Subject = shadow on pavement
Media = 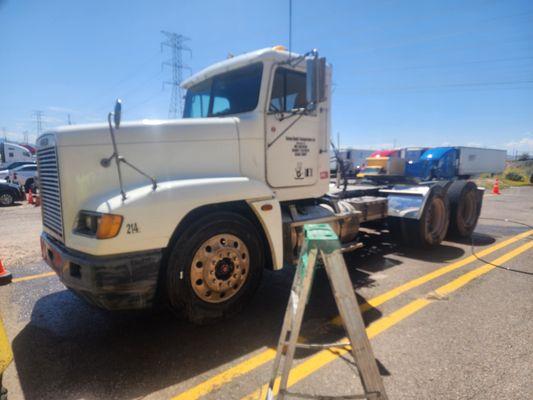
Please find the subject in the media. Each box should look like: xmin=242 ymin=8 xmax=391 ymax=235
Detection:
xmin=446 ymin=232 xmax=497 ymax=246
xmin=11 ymin=228 xmax=488 ymax=399
xmin=12 ymin=263 xmax=385 ymax=400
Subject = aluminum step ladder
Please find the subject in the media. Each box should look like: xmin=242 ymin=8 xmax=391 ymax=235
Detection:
xmin=265 ymin=224 xmax=388 ymax=400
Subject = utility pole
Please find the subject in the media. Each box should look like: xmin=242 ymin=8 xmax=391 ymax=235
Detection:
xmin=68 ymin=113 xmax=72 ymax=125
xmin=161 ymin=31 xmax=192 ymax=119
xmin=33 ymin=110 xmax=44 ymax=136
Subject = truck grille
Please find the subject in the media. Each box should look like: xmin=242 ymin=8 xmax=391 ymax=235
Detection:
xmin=37 ymin=146 xmax=64 ymax=239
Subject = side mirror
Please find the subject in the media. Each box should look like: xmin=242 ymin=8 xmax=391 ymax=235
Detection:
xmin=114 ymin=99 xmax=122 ymax=129
xmin=306 ymin=53 xmax=326 ymax=111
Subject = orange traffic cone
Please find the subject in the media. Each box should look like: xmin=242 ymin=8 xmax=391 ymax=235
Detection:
xmin=27 ymin=188 xmax=34 ymax=205
xmin=492 ymin=177 xmax=501 ymax=195
xmin=0 ymin=259 xmax=12 ymax=285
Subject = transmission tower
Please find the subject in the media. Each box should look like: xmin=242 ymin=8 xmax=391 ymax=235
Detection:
xmin=161 ymin=31 xmax=192 ymax=118
xmin=33 ymin=110 xmax=44 ymax=136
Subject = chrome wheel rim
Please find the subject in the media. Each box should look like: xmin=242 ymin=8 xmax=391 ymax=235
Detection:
xmin=0 ymin=193 xmax=13 ymax=206
xmin=190 ymin=234 xmax=249 ymax=303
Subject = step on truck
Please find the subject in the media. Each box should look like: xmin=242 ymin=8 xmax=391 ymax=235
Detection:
xmin=37 ymin=46 xmax=506 ymax=323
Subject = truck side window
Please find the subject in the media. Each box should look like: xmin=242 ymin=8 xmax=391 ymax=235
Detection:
xmin=186 ymin=80 xmax=210 ymax=118
xmin=269 ymin=68 xmax=307 ymax=113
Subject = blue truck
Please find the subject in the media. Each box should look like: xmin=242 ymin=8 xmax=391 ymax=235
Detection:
xmin=405 ymin=146 xmax=506 ymax=181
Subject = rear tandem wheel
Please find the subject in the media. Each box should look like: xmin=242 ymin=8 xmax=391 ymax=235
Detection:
xmin=389 ymin=185 xmax=450 ymax=247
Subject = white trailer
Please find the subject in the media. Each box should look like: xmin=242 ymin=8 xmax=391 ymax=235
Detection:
xmin=0 ymin=142 xmax=33 ymax=169
xmin=330 ymin=148 xmax=375 ymax=175
xmin=37 ymin=47 xmax=492 ymax=323
xmin=457 ymin=147 xmax=506 ymax=176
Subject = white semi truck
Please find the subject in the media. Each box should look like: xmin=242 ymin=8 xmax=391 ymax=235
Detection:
xmin=37 ymin=47 xmax=503 ymax=323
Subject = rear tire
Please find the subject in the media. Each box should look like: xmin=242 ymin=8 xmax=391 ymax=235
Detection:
xmin=447 ymin=181 xmax=480 ymax=238
xmin=166 ymin=211 xmax=264 ymax=324
xmin=389 ymin=186 xmax=450 ymax=247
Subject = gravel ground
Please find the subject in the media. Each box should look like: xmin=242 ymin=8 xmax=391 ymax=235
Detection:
xmin=0 ymin=203 xmax=42 ymax=268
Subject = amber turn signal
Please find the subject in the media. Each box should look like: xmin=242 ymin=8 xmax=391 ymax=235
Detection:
xmin=96 ymin=214 xmax=123 ymax=239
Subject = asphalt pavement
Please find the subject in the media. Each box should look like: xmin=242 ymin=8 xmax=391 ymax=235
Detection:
xmin=0 ymin=186 xmax=532 ymax=400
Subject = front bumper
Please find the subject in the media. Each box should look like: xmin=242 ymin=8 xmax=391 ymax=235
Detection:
xmin=41 ymin=232 xmax=163 ymax=310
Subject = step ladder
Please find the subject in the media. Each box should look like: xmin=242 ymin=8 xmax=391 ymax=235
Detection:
xmin=265 ymin=224 xmax=388 ymax=400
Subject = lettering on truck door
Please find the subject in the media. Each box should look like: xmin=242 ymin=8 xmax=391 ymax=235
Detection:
xmin=266 ymin=66 xmax=319 ymax=188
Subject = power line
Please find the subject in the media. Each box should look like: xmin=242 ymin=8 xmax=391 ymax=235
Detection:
xmin=289 ymin=0 xmax=292 ymax=57
xmin=80 ymin=49 xmax=161 ymax=116
xmin=161 ymin=31 xmax=192 ymax=118
xmin=341 ymin=79 xmax=533 ymax=94
xmin=350 ymin=56 xmax=533 ymax=74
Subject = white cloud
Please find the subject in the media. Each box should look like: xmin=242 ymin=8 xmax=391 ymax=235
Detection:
xmin=47 ymin=106 xmax=77 ymax=114
xmin=504 ymin=133 xmax=533 ymax=153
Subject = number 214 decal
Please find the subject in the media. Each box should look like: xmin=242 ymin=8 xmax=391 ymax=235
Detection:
xmin=126 ymin=223 xmax=139 ymax=234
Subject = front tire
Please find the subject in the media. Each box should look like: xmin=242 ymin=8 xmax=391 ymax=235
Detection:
xmin=166 ymin=212 xmax=264 ymax=324
xmin=0 ymin=193 xmax=14 ymax=206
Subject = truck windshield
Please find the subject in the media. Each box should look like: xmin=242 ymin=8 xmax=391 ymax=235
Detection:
xmin=183 ymin=63 xmax=263 ymax=118
xmin=363 ymin=167 xmax=382 ymax=175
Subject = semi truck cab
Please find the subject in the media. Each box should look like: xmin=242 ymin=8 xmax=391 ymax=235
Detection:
xmin=38 ymin=47 xmax=501 ymax=323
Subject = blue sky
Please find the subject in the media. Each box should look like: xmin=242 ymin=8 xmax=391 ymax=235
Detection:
xmin=0 ymin=0 xmax=532 ymax=154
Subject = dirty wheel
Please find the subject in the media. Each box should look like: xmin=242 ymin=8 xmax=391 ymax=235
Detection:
xmin=0 ymin=193 xmax=14 ymax=206
xmin=190 ymin=234 xmax=250 ymax=303
xmin=447 ymin=181 xmax=480 ymax=238
xmin=166 ymin=212 xmax=263 ymax=324
xmin=399 ymin=186 xmax=450 ymax=247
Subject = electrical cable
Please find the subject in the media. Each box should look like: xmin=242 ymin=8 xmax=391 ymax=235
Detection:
xmin=471 ymin=217 xmax=533 ymax=276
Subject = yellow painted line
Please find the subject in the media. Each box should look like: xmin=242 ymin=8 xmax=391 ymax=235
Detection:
xmin=331 ymin=228 xmax=533 ymax=325
xmin=244 ymin=240 xmax=533 ymax=400
xmin=12 ymin=271 xmax=56 ymax=283
xmin=0 ymin=314 xmax=13 ymax=374
xmin=171 ymin=229 xmax=533 ymax=400
xmin=171 ymin=349 xmax=278 ymax=400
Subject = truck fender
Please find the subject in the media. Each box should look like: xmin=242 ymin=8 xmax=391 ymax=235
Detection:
xmin=247 ymin=198 xmax=283 ymax=270
xmin=70 ymin=177 xmax=278 ymax=258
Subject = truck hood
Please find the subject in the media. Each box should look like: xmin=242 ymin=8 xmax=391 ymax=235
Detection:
xmin=36 ymin=117 xmax=243 ymax=245
xmin=44 ymin=117 xmax=240 ymax=148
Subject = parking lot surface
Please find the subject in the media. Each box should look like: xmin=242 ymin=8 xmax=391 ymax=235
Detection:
xmin=0 ymin=187 xmax=532 ymax=400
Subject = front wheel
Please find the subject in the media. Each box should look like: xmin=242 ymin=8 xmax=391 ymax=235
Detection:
xmin=0 ymin=193 xmax=14 ymax=206
xmin=166 ymin=212 xmax=264 ymax=324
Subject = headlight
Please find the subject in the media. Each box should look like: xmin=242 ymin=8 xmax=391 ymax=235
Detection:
xmin=75 ymin=211 xmax=123 ymax=239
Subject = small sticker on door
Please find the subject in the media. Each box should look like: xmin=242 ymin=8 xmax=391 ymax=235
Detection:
xmin=295 ymin=162 xmax=304 ymax=180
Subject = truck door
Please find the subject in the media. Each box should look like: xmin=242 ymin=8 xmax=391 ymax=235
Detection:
xmin=266 ymin=67 xmax=320 ymax=188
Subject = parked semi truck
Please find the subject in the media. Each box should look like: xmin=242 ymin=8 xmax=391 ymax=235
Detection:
xmin=357 ymin=149 xmax=404 ymax=177
xmin=37 ymin=47 xmax=505 ymax=323
xmin=0 ymin=142 xmax=33 ymax=169
xmin=405 ymin=146 xmax=506 ymax=181
xmin=330 ymin=148 xmax=374 ymax=176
